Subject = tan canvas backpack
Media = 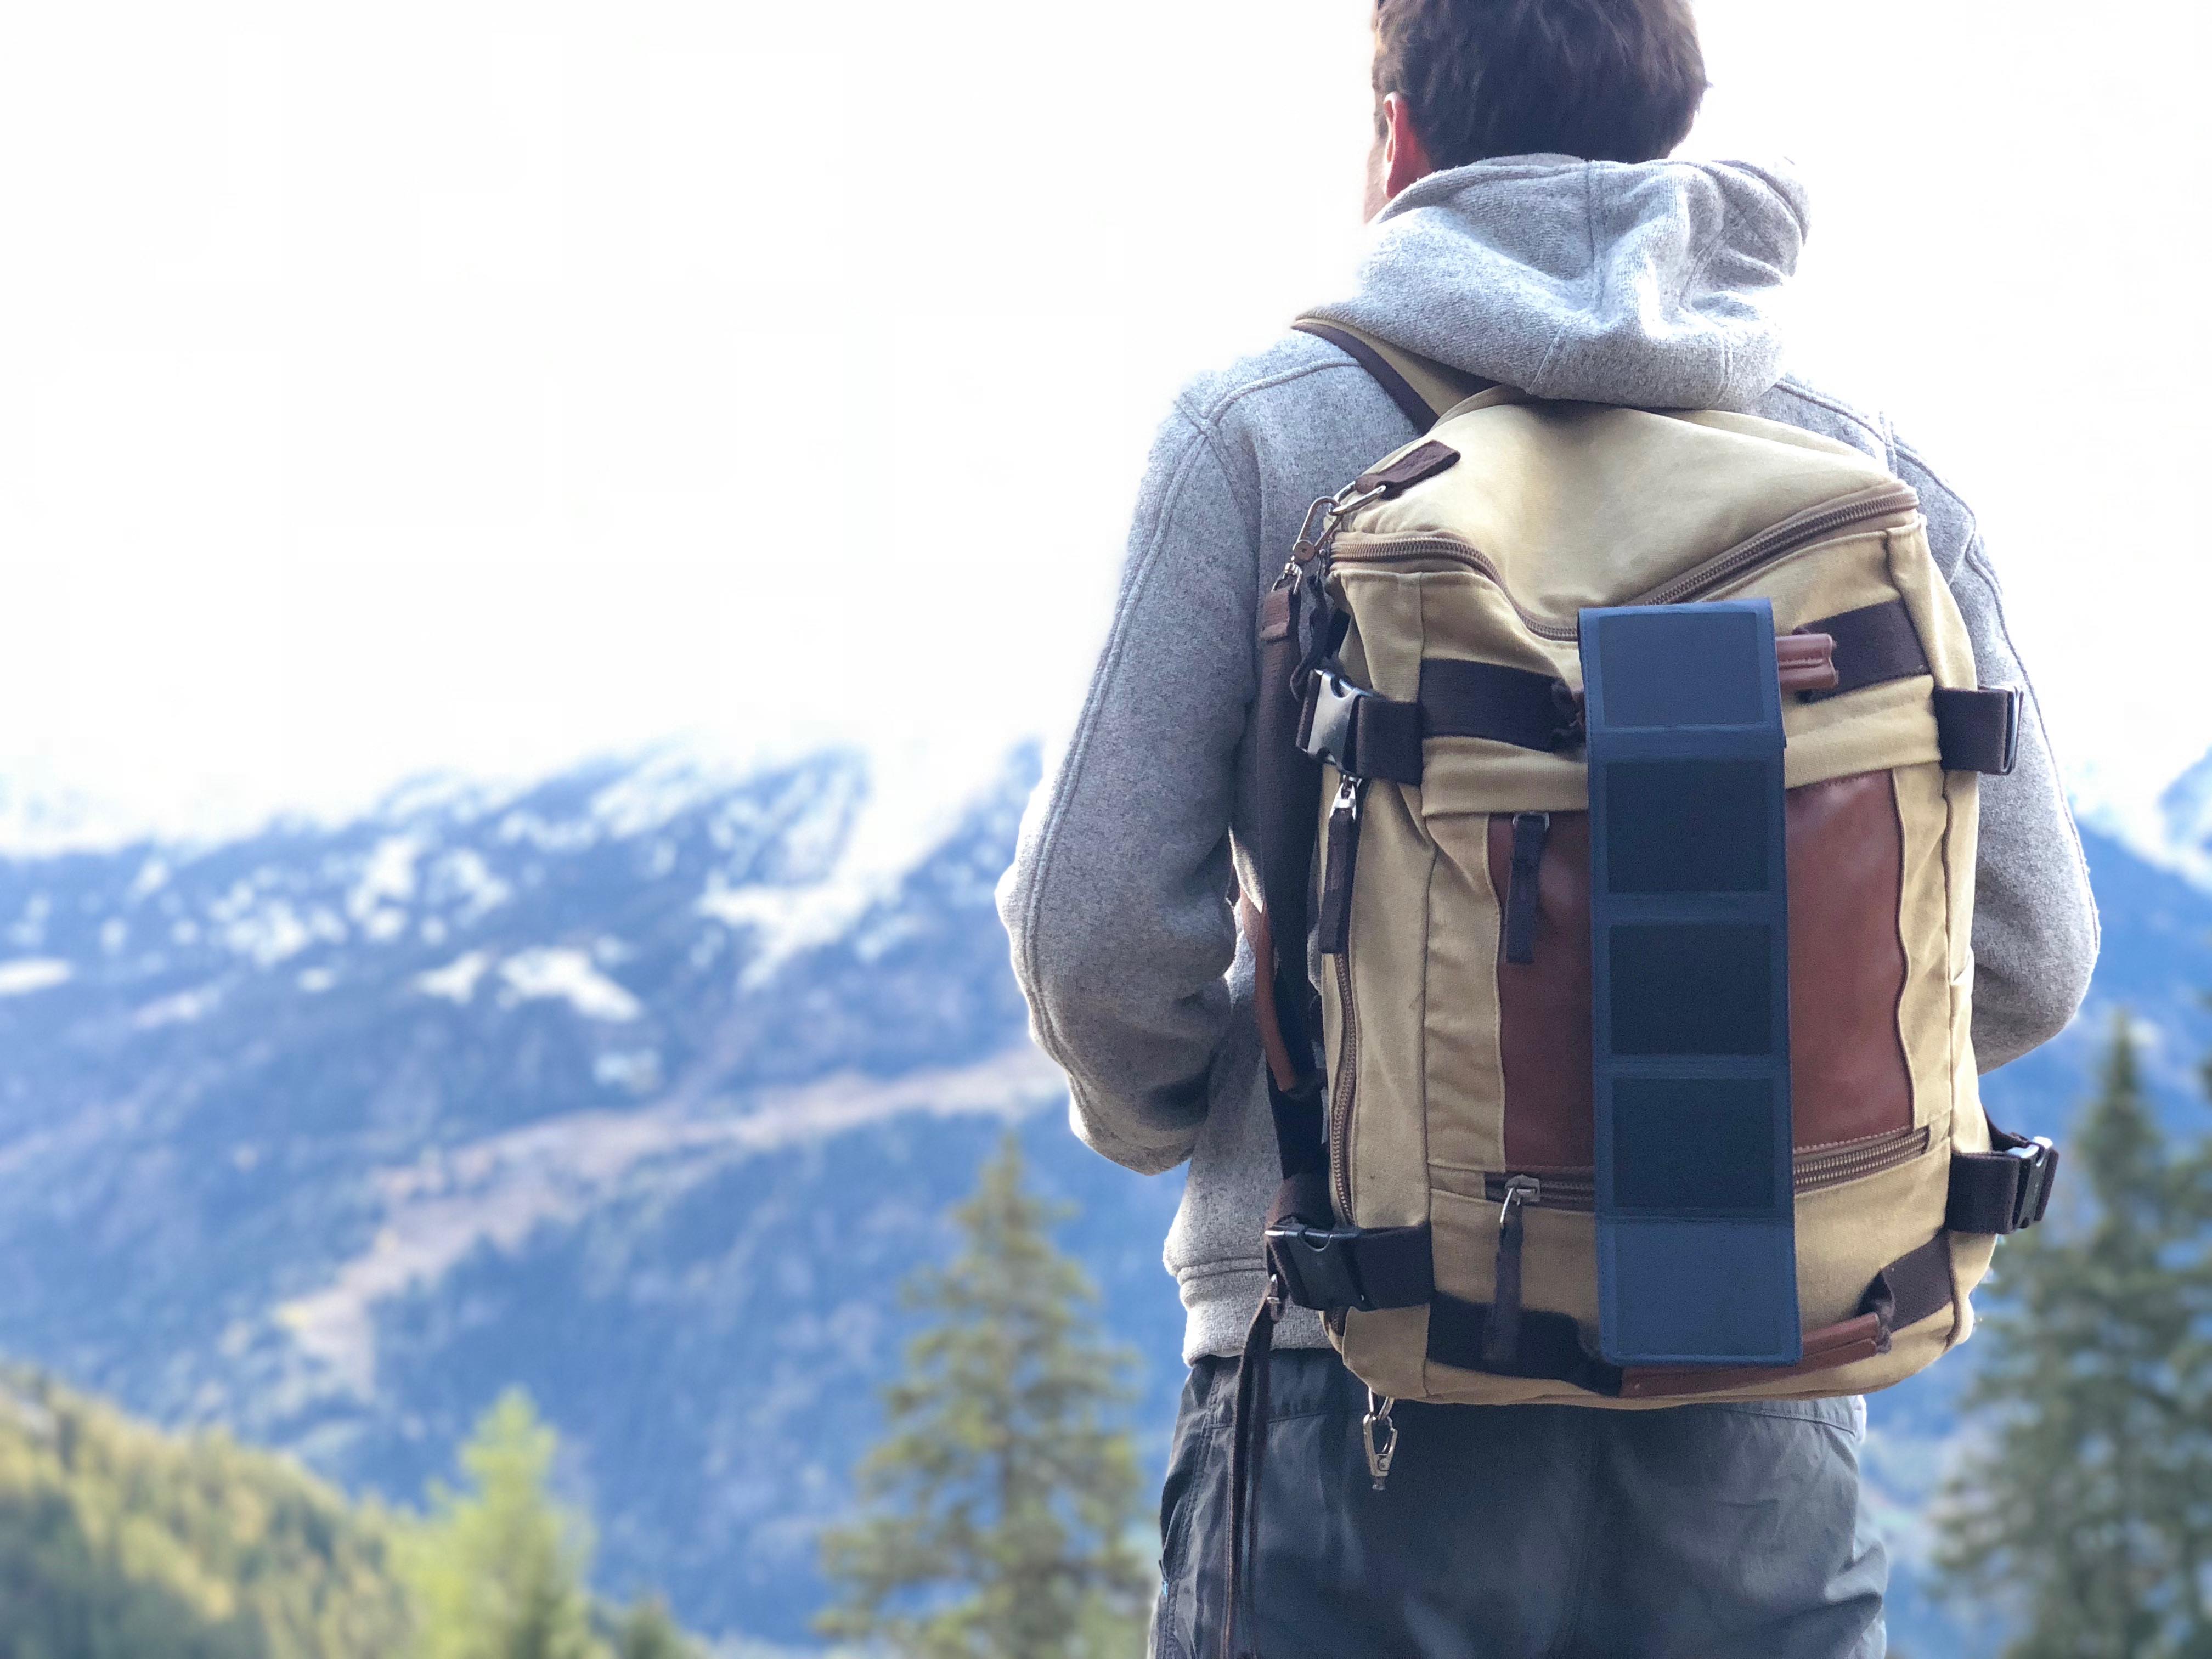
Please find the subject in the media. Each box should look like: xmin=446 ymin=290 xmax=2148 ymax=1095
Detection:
xmin=1222 ymin=320 xmax=2061 ymax=1651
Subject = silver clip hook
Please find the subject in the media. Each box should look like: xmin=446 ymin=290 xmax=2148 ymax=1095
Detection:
xmin=1362 ymin=1390 xmax=1399 ymax=1492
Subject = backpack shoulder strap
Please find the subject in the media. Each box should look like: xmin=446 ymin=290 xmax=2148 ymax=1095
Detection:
xmin=1292 ymin=317 xmax=1496 ymax=430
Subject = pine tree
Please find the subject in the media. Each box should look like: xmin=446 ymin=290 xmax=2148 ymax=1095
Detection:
xmin=818 ymin=1135 xmax=1153 ymax=1658
xmin=611 ymin=1598 xmax=695 ymax=1659
xmin=400 ymin=1390 xmax=608 ymax=1659
xmin=1937 ymin=1012 xmax=2212 ymax=1656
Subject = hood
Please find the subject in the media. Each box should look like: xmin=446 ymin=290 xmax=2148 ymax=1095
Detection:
xmin=1305 ymin=155 xmax=1810 ymax=411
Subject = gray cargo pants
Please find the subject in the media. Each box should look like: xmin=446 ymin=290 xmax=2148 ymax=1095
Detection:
xmin=1152 ymin=1350 xmax=1886 ymax=1659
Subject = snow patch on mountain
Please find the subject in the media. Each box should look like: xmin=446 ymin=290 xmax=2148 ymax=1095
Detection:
xmin=134 ymin=985 xmax=222 ymax=1028
xmin=699 ymin=744 xmax=1017 ymax=989
xmin=0 ymin=958 xmax=71 ymax=996
xmin=414 ymin=951 xmax=494 ymax=1005
xmin=496 ymin=949 xmax=642 ymax=1022
xmin=2072 ymin=745 xmax=2212 ymax=893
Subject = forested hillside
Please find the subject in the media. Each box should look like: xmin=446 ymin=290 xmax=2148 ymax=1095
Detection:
xmin=0 ymin=1364 xmax=412 ymax=1657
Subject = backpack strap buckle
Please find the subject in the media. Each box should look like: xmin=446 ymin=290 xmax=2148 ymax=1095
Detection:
xmin=1297 ymin=671 xmax=1423 ymax=785
xmin=1298 ymin=670 xmax=1372 ymax=775
xmin=1944 ymin=1126 xmax=2061 ymax=1234
xmin=2002 ymin=1135 xmax=2061 ymax=1232
xmin=1264 ymin=1221 xmax=1435 ymax=1313
xmin=1265 ymin=1222 xmax=1374 ymax=1312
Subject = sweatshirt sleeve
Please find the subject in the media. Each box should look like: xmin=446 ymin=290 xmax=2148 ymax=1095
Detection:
xmin=996 ymin=400 xmax=1262 ymax=1176
xmin=1894 ymin=438 xmax=2101 ymax=1069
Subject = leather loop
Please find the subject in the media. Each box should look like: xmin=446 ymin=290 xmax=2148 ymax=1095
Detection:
xmin=1775 ymin=630 xmax=1839 ymax=693
xmin=1352 ymin=439 xmax=1460 ymax=497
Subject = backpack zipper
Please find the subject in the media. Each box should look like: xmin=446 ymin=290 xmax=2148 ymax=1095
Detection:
xmin=1794 ymin=1123 xmax=1933 ymax=1192
xmin=1318 ymin=778 xmax=1365 ymax=958
xmin=1319 ymin=775 xmax=1365 ymax=1224
xmin=1330 ymin=949 xmax=1359 ymax=1224
xmin=1328 ymin=481 xmax=1921 ymax=644
xmin=1502 ymin=811 xmax=1550 ymax=964
xmin=1485 ymin=1174 xmax=1540 ymax=1367
xmin=1480 ymin=1124 xmax=1931 ymax=1212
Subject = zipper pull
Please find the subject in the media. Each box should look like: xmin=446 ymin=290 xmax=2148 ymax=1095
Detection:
xmin=1362 ymin=1390 xmax=1399 ymax=1492
xmin=1318 ymin=776 xmax=1366 ymax=957
xmin=1485 ymin=1175 xmax=1540 ymax=1369
xmin=1502 ymin=811 xmax=1550 ymax=966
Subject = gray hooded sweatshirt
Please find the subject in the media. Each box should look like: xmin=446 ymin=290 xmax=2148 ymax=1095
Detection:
xmin=998 ymin=156 xmax=2100 ymax=1364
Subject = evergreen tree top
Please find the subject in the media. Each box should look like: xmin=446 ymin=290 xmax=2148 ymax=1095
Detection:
xmin=819 ymin=1133 xmax=1153 ymax=1658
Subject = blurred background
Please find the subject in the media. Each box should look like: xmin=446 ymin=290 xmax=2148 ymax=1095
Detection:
xmin=0 ymin=2 xmax=2207 ymax=1655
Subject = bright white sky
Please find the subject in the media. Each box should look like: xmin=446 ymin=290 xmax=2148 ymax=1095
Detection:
xmin=2 ymin=1 xmax=2205 ymax=843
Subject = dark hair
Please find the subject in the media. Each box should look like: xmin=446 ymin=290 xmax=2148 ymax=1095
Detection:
xmin=1373 ymin=0 xmax=1707 ymax=167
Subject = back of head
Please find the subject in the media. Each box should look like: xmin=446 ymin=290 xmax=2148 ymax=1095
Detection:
xmin=1374 ymin=0 xmax=1707 ymax=167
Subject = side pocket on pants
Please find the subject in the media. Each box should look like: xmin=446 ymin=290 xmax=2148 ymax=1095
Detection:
xmin=1152 ymin=1365 xmax=1226 ymax=1659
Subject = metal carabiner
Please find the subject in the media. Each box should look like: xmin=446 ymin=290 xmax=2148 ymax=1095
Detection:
xmin=1362 ymin=1390 xmax=1399 ymax=1492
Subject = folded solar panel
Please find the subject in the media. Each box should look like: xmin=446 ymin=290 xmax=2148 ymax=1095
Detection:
xmin=1581 ymin=600 xmax=1801 ymax=1368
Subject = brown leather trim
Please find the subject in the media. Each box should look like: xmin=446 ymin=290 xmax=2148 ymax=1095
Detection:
xmin=1491 ymin=811 xmax=1595 ymax=1168
xmin=1617 ymin=1312 xmax=1886 ymax=1399
xmin=1776 ymin=631 xmax=1839 ymax=694
xmin=1354 ymin=440 xmax=1460 ymax=495
xmin=1490 ymin=769 xmax=1912 ymax=1169
xmin=1787 ymin=772 xmax=1914 ymax=1147
xmin=1236 ymin=896 xmax=1299 ymax=1093
xmin=1799 ymin=600 xmax=1928 ymax=702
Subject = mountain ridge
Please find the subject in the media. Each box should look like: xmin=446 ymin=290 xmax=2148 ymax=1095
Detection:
xmin=0 ymin=741 xmax=2200 ymax=1650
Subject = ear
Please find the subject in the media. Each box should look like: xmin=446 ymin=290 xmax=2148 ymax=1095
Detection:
xmin=1381 ymin=93 xmax=1436 ymax=200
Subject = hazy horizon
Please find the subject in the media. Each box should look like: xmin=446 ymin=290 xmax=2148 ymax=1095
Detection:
xmin=4 ymin=1 xmax=2205 ymax=842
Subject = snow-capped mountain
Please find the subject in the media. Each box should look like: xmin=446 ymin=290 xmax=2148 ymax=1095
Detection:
xmin=0 ymin=742 xmax=1185 ymax=1646
xmin=0 ymin=739 xmax=2203 ymax=1653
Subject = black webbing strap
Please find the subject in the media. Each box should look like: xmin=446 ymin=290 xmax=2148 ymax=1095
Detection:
xmin=1946 ymin=1125 xmax=2060 ymax=1234
xmin=1291 ymin=319 xmax=1444 ymax=431
xmin=1296 ymin=658 xmax=1578 ymax=786
xmin=1798 ymin=598 xmax=2021 ymax=775
xmin=1933 ymin=686 xmax=2022 ymax=777
xmin=1421 ymin=658 xmax=1584 ymax=752
xmin=1801 ymin=599 xmax=1929 ymax=701
xmin=1864 ymin=1233 xmax=1956 ymax=1334
xmin=1429 ymin=1296 xmax=1626 ymax=1395
xmin=1252 ymin=583 xmax=1330 ymax=1189
xmin=1426 ymin=1233 xmax=1960 ymax=1398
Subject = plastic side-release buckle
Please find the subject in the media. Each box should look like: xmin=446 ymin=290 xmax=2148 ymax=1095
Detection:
xmin=1299 ymin=670 xmax=1373 ymax=777
xmin=2007 ymin=1136 xmax=2060 ymax=1231
xmin=1265 ymin=1222 xmax=1375 ymax=1313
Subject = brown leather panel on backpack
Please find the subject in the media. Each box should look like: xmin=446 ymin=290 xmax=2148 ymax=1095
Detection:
xmin=1491 ymin=811 xmax=1596 ymax=1169
xmin=1786 ymin=771 xmax=1913 ymax=1147
xmin=1489 ymin=768 xmax=1911 ymax=1170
